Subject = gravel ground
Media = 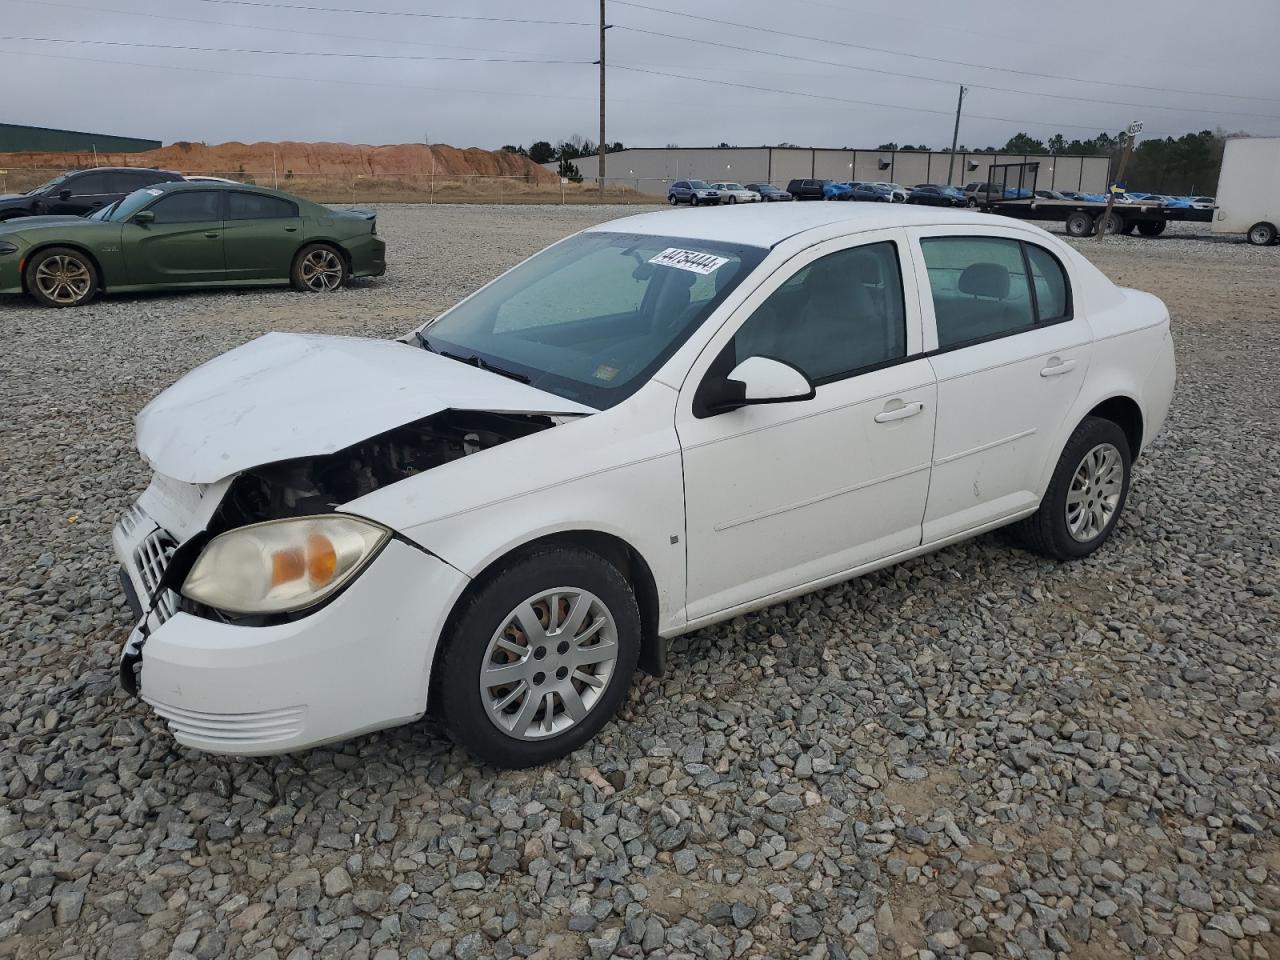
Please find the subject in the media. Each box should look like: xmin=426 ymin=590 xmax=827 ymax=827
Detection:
xmin=0 ymin=204 xmax=1276 ymax=960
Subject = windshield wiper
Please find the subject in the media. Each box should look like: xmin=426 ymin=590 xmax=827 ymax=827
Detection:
xmin=411 ymin=329 xmax=435 ymax=352
xmin=438 ymin=349 xmax=531 ymax=384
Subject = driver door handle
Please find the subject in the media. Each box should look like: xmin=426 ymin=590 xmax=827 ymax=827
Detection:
xmin=204 ymin=232 xmax=220 ymax=239
xmin=1040 ymin=357 xmax=1077 ymax=377
xmin=875 ymin=400 xmax=924 ymax=423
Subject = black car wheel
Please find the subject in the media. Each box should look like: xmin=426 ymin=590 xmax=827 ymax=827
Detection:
xmin=438 ymin=545 xmax=641 ymax=768
xmin=25 ymin=247 xmax=98 ymax=308
xmin=291 ymin=243 xmax=349 ymax=292
xmin=668 ymin=195 xmax=678 ymax=206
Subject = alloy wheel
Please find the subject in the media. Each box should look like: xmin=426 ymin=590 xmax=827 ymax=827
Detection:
xmin=479 ymin=587 xmax=619 ymax=741
xmin=34 ymin=255 xmax=92 ymax=305
xmin=299 ymin=248 xmax=344 ymax=291
xmin=1066 ymin=443 xmax=1124 ymax=542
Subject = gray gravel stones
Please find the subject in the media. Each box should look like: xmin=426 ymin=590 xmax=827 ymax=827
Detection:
xmin=0 ymin=204 xmax=1277 ymax=959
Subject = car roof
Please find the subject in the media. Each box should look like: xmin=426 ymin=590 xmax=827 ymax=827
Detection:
xmin=140 ymin=180 xmax=299 ymax=200
xmin=69 ymin=166 xmax=180 ymax=175
xmin=588 ymin=202 xmax=1026 ymax=248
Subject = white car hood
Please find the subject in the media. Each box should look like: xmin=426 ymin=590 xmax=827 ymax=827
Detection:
xmin=137 ymin=332 xmax=593 ymax=483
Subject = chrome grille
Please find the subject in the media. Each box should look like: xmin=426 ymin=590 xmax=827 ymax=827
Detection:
xmin=132 ymin=527 xmax=179 ymax=623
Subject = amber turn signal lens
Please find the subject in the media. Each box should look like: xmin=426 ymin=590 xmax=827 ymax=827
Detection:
xmin=271 ymin=547 xmax=305 ymax=586
xmin=307 ymin=533 xmax=338 ymax=586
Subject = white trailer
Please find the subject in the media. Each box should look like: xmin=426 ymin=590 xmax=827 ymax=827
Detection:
xmin=1213 ymin=137 xmax=1280 ymax=246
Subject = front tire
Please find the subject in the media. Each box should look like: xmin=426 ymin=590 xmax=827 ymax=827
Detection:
xmin=438 ymin=546 xmax=641 ymax=768
xmin=291 ymin=243 xmax=348 ymax=292
xmin=1247 ymin=221 xmax=1277 ymax=246
xmin=1015 ymin=416 xmax=1132 ymax=560
xmin=25 ymin=247 xmax=98 ymax=308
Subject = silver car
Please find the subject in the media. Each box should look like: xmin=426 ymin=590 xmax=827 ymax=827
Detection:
xmin=709 ymin=182 xmax=761 ymax=205
xmin=667 ymin=180 xmax=721 ymax=206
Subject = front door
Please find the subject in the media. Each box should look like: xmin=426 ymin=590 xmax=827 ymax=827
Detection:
xmin=907 ymin=228 xmax=1093 ymax=543
xmin=124 ymin=190 xmax=226 ymax=285
xmin=677 ymin=230 xmax=937 ymax=622
xmin=221 ymin=190 xmax=304 ymax=281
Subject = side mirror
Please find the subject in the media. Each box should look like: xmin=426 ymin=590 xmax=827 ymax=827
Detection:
xmin=58 ymin=189 xmax=72 ymax=201
xmin=701 ymin=356 xmax=815 ymax=415
xmin=132 ymin=210 xmax=155 ymax=225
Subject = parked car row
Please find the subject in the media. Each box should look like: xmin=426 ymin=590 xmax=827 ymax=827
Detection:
xmin=0 ymin=166 xmax=386 ymax=307
xmin=668 ymin=180 xmax=796 ymax=205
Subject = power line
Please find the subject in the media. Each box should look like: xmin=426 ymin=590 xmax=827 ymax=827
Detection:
xmin=610 ymin=63 xmax=1184 ymax=137
xmin=191 ymin=0 xmax=593 ymax=27
xmin=0 ymin=35 xmax=591 ymax=64
xmin=610 ymin=0 xmax=1280 ymax=105
xmin=613 ymin=25 xmax=1280 ymax=122
xmin=0 ymin=45 xmax=658 ymax=106
xmin=8 ymin=0 xmax=563 ymax=59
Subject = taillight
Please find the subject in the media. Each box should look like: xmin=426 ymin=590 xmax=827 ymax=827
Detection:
xmin=370 ymin=219 xmax=377 ymax=236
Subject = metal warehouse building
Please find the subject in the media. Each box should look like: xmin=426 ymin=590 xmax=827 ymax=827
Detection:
xmin=563 ymin=146 xmax=1110 ymax=197
xmin=0 ymin=123 xmax=161 ymax=153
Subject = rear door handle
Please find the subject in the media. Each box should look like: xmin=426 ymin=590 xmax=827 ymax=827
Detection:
xmin=1040 ymin=357 xmax=1077 ymax=377
xmin=285 ymin=226 xmax=297 ymax=232
xmin=875 ymin=400 xmax=925 ymax=423
xmin=204 ymin=232 xmax=219 ymax=239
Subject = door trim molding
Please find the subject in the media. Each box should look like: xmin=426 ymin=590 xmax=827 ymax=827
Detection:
xmin=714 ymin=460 xmax=932 ymax=532
xmin=932 ymin=427 xmax=1036 ymax=467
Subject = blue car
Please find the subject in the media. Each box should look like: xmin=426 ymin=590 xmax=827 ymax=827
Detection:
xmin=822 ymin=181 xmax=855 ymax=200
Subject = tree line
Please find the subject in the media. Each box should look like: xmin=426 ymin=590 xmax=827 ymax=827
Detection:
xmin=502 ymin=136 xmax=625 ymax=183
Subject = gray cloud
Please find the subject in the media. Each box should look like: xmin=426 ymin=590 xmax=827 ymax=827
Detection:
xmin=3 ymin=0 xmax=1278 ymax=149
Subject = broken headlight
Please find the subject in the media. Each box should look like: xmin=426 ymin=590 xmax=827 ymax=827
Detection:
xmin=181 ymin=515 xmax=390 ymax=615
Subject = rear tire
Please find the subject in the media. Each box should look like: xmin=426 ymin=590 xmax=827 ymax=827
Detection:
xmin=25 ymin=246 xmax=98 ymax=308
xmin=1137 ymin=219 xmax=1167 ymax=237
xmin=1065 ymin=211 xmax=1095 ymax=237
xmin=1014 ymin=416 xmax=1132 ymax=561
xmin=438 ymin=546 xmax=641 ymax=768
xmin=668 ymin=194 xmax=678 ymax=206
xmin=1101 ymin=212 xmax=1125 ymax=235
xmin=1247 ymin=221 xmax=1277 ymax=246
xmin=290 ymin=243 xmax=348 ymax=292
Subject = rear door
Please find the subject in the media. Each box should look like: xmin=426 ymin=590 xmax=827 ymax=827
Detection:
xmin=47 ymin=171 xmax=115 ymax=216
xmin=221 ymin=191 xmax=304 ymax=281
xmin=124 ymin=190 xmax=226 ymax=285
xmin=908 ymin=227 xmax=1092 ymax=542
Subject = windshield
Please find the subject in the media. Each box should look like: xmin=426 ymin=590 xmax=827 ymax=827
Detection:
xmin=86 ymin=200 xmax=120 ymax=221
xmin=26 ymin=174 xmax=66 ymax=197
xmin=689 ymin=180 xmax=710 ymax=189
xmin=724 ymin=183 xmax=743 ymax=190
xmin=109 ymin=187 xmax=166 ymax=222
xmin=419 ymin=231 xmax=766 ymax=409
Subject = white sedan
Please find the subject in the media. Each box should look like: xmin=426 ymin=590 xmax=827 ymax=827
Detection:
xmin=710 ymin=182 xmax=762 ymax=204
xmin=115 ymin=204 xmax=1175 ymax=768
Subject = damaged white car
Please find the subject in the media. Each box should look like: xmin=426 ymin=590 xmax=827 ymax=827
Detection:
xmin=115 ymin=204 xmax=1175 ymax=768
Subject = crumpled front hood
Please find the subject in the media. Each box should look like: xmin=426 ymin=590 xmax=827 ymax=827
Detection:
xmin=137 ymin=332 xmax=593 ymax=483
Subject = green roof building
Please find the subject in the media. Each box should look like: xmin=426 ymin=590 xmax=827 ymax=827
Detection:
xmin=0 ymin=123 xmax=160 ymax=153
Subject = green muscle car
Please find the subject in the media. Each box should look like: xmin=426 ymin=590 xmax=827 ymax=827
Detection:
xmin=0 ymin=181 xmax=386 ymax=307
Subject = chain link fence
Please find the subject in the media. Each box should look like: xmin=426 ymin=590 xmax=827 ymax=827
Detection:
xmin=0 ymin=167 xmax=657 ymax=205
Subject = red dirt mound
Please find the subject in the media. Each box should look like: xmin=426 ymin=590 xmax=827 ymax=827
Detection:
xmin=0 ymin=140 xmax=556 ymax=184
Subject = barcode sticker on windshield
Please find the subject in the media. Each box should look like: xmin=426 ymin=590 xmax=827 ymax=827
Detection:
xmin=649 ymin=248 xmax=730 ymax=275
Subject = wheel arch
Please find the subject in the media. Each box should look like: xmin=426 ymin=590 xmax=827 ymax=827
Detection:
xmin=1085 ymin=394 xmax=1143 ymax=457
xmin=427 ymin=528 xmax=665 ymax=713
xmin=294 ymin=237 xmax=351 ymax=270
xmin=20 ymin=241 xmax=108 ymax=293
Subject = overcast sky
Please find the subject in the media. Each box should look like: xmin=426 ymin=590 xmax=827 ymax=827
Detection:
xmin=4 ymin=0 xmax=1279 ymax=151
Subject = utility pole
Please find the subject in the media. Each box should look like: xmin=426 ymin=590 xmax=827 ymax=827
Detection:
xmin=1096 ymin=120 xmax=1142 ymax=239
xmin=945 ymin=85 xmax=967 ymax=186
xmin=598 ymin=0 xmax=609 ymax=201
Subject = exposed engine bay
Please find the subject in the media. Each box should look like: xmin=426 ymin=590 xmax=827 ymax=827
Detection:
xmin=209 ymin=409 xmax=557 ymax=533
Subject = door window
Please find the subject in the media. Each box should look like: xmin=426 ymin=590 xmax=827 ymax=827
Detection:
xmin=1025 ymin=244 xmax=1071 ymax=321
xmin=69 ymin=173 xmax=111 ymax=195
xmin=149 ymin=191 xmax=222 ymax=224
xmin=920 ymin=236 xmax=1035 ymax=348
xmin=731 ymin=241 xmax=906 ymax=383
xmin=226 ymin=192 xmax=298 ymax=220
